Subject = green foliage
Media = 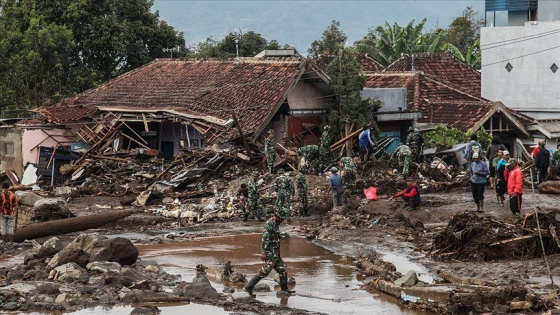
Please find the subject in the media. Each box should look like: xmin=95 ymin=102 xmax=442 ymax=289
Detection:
xmin=0 ymin=0 xmax=185 ymax=117
xmin=354 ymin=18 xmax=431 ymax=66
xmin=466 ymin=127 xmax=492 ymax=150
xmin=425 ymin=126 xmax=467 ymax=151
xmin=425 ymin=126 xmax=492 ymax=151
xmin=442 ymin=7 xmax=483 ymax=61
xmin=308 ymin=20 xmax=347 ymax=58
xmin=324 ymin=48 xmax=381 ymax=139
xmin=193 ymin=31 xmax=286 ymax=58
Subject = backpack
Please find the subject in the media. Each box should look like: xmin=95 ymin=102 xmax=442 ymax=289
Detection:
xmin=469 ymin=143 xmax=481 ymax=159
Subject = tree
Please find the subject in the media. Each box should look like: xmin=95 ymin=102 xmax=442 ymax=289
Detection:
xmin=192 ymin=31 xmax=285 ymax=58
xmin=425 ymin=126 xmax=467 ymax=151
xmin=324 ymin=48 xmax=381 ymax=140
xmin=308 ymin=20 xmax=347 ymax=58
xmin=355 ymin=19 xmax=433 ymax=66
xmin=439 ymin=39 xmax=481 ymax=69
xmin=443 ymin=7 xmax=483 ymax=59
xmin=0 ymin=0 xmax=185 ymax=115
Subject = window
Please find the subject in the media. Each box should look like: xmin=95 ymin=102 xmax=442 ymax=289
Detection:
xmin=4 ymin=142 xmax=14 ymax=156
xmin=551 ymin=63 xmax=558 ymax=73
xmin=505 ymin=63 xmax=513 ymax=73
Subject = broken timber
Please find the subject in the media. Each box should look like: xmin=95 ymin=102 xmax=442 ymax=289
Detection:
xmin=14 ymin=211 xmax=133 ymax=242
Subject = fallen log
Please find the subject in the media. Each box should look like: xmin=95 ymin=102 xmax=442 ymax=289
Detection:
xmin=14 ymin=211 xmax=133 ymax=242
xmin=537 ymin=180 xmax=560 ymax=194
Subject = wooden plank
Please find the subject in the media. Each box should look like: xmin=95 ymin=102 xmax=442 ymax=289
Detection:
xmin=89 ymin=155 xmax=132 ymax=162
xmin=121 ymin=121 xmax=149 ymax=145
xmin=489 ymin=234 xmax=536 ymax=246
xmin=231 ymin=110 xmax=253 ymax=160
xmin=142 ymin=113 xmax=150 ymax=132
xmin=330 ymin=129 xmax=362 ymax=150
xmin=121 ymin=133 xmax=151 ymax=150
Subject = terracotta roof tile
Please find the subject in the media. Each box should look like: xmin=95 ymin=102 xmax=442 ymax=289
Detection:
xmin=384 ymin=53 xmax=481 ymax=97
xmin=427 ymin=101 xmax=493 ymax=132
xmin=38 ymin=58 xmax=308 ymax=136
xmin=33 ymin=105 xmax=99 ymax=124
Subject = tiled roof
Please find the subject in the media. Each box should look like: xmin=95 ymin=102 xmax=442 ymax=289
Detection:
xmin=38 ymin=58 xmax=312 ymax=137
xmin=32 ymin=105 xmax=99 ymax=124
xmin=384 ymin=53 xmax=481 ymax=97
xmin=364 ymin=72 xmax=484 ymax=121
xmin=427 ymin=101 xmax=493 ymax=132
xmin=314 ymin=53 xmax=384 ymax=73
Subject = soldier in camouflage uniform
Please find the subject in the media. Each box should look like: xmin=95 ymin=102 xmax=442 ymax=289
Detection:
xmin=243 ymin=209 xmax=295 ymax=297
xmin=318 ymin=125 xmax=333 ymax=172
xmin=295 ymin=169 xmax=308 ymax=216
xmin=274 ymin=172 xmax=294 ymax=219
xmin=394 ymin=143 xmax=412 ymax=180
xmin=338 ymin=157 xmax=357 ymax=188
xmin=244 ymin=171 xmax=264 ymax=222
xmin=406 ymin=127 xmax=419 ymax=164
xmin=264 ymin=130 xmax=276 ymax=174
xmin=297 ymin=144 xmax=320 ymax=175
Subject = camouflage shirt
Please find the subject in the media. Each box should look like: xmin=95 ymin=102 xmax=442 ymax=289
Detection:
xmin=406 ymin=133 xmax=419 ymax=150
xmin=396 ymin=144 xmax=412 ymax=156
xmin=264 ymin=138 xmax=275 ymax=155
xmin=319 ymin=130 xmax=331 ymax=151
xmin=339 ymin=157 xmax=357 ymax=172
xmin=248 ymin=178 xmax=259 ymax=203
xmin=261 ymin=218 xmax=281 ymax=259
xmin=274 ymin=175 xmax=294 ymax=196
xmin=295 ymin=173 xmax=307 ymax=195
xmin=297 ymin=145 xmax=319 ymax=159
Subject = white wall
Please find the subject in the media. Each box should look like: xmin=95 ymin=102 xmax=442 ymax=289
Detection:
xmin=481 ymin=21 xmax=560 ymax=116
xmin=538 ymin=0 xmax=560 ymax=22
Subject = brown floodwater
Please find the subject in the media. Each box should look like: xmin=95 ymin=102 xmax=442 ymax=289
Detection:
xmin=4 ymin=231 xmax=432 ymax=315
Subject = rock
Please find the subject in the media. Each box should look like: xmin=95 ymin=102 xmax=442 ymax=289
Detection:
xmin=89 ymin=237 xmax=139 ymax=266
xmin=131 ymin=305 xmax=161 ymax=315
xmin=253 ymin=283 xmax=270 ymax=292
xmin=86 ymin=261 xmax=122 ymax=274
xmin=3 ymin=302 xmax=19 ymax=310
xmin=55 ymin=293 xmax=67 ymax=303
xmin=53 ymin=186 xmax=73 ymax=196
xmin=15 ymin=191 xmax=44 ymax=207
xmin=510 ymin=300 xmax=532 ymax=310
xmin=173 ymin=281 xmax=222 ymax=301
xmin=34 ymin=283 xmax=60 ymax=295
xmin=35 ymin=237 xmax=64 ymax=259
xmin=34 ymin=198 xmax=69 ymax=212
xmin=144 ymin=265 xmax=160 ymax=273
xmin=52 ymin=262 xmax=89 ymax=283
xmin=394 ymin=270 xmax=418 ymax=287
xmin=118 ymin=267 xmax=143 ymax=287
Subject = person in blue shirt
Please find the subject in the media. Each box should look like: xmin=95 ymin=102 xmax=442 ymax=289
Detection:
xmin=358 ymin=125 xmax=376 ymax=162
xmin=470 ymin=152 xmax=490 ymax=212
xmin=326 ymin=167 xmax=344 ymax=207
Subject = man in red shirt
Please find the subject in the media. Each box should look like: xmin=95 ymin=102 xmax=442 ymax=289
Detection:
xmin=390 ymin=180 xmax=421 ymax=210
xmin=504 ymin=159 xmax=523 ymax=218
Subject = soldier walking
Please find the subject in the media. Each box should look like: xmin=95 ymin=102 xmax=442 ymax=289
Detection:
xmin=406 ymin=127 xmax=419 ymax=164
xmin=274 ymin=172 xmax=294 ymax=219
xmin=394 ymin=143 xmax=412 ymax=180
xmin=295 ymin=169 xmax=308 ymax=216
xmin=264 ymin=130 xmax=276 ymax=174
xmin=243 ymin=209 xmax=295 ymax=297
xmin=338 ymin=157 xmax=357 ymax=189
xmin=245 ymin=171 xmax=264 ymax=222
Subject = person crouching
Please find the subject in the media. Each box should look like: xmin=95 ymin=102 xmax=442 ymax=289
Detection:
xmin=390 ymin=180 xmax=421 ymax=210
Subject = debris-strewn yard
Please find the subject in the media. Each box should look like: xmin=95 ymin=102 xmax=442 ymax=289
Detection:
xmin=2 ymin=145 xmax=560 ymax=314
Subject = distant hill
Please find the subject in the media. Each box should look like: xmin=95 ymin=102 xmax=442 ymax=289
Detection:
xmin=152 ymin=0 xmax=484 ymax=56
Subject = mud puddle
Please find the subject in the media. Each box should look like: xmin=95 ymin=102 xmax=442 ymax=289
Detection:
xmin=139 ymin=233 xmax=430 ymax=315
xmin=7 ymin=303 xmax=229 ymax=315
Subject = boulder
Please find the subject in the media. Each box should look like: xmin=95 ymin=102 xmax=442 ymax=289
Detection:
xmin=34 ymin=198 xmax=69 ymax=212
xmin=50 ymin=262 xmax=89 ymax=283
xmin=15 ymin=191 xmax=44 ymax=207
xmin=173 ymin=280 xmax=222 ymax=301
xmin=89 ymin=237 xmax=138 ymax=266
xmin=394 ymin=270 xmax=418 ymax=287
xmin=86 ymin=261 xmax=122 ymax=274
xmin=35 ymin=237 xmax=64 ymax=259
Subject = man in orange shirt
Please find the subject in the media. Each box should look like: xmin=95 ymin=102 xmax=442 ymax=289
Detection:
xmin=1 ymin=182 xmax=18 ymax=243
xmin=504 ymin=159 xmax=523 ymax=218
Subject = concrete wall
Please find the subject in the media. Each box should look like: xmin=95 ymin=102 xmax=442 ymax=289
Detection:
xmin=360 ymin=88 xmax=407 ymax=113
xmin=538 ymin=0 xmax=560 ymax=22
xmin=287 ymin=81 xmax=326 ymax=110
xmin=160 ymin=121 xmax=204 ymax=155
xmin=22 ymin=127 xmax=80 ymax=168
xmin=481 ymin=21 xmax=560 ymax=114
xmin=0 ymin=128 xmax=24 ymax=178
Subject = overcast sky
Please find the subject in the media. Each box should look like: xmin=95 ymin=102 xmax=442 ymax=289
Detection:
xmin=152 ymin=0 xmax=486 ymax=54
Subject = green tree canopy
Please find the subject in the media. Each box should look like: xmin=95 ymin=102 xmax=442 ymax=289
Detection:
xmin=442 ymin=7 xmax=483 ymax=59
xmin=324 ymin=48 xmax=380 ymax=139
xmin=193 ymin=31 xmax=286 ymax=58
xmin=0 ymin=0 xmax=185 ymax=116
xmin=308 ymin=20 xmax=347 ymax=58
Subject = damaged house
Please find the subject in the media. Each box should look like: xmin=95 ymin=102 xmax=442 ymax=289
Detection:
xmin=0 ymin=55 xmax=329 ymax=185
xmin=361 ymin=53 xmax=531 ymax=157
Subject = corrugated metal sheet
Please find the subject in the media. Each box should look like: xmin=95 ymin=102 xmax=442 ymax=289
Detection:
xmin=485 ymin=0 xmax=538 ymax=11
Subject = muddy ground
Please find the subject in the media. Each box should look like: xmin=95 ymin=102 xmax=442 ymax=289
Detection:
xmin=2 ymin=164 xmax=560 ymax=314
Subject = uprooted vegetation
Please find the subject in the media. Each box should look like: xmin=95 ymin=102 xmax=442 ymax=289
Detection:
xmin=431 ymin=208 xmax=560 ymax=261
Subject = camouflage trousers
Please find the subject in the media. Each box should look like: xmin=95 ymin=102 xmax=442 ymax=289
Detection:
xmin=342 ymin=170 xmax=357 ymax=188
xmin=246 ymin=200 xmax=263 ymax=219
xmin=275 ymin=192 xmax=291 ymax=217
xmin=297 ymin=192 xmax=308 ymax=215
xmin=267 ymin=153 xmax=275 ymax=173
xmin=258 ymin=255 xmax=287 ymax=278
xmin=399 ymin=154 xmax=411 ymax=176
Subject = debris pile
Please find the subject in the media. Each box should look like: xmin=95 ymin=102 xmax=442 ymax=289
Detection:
xmin=431 ymin=209 xmax=560 ymax=261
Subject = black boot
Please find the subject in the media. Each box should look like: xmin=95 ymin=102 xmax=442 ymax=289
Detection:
xmin=244 ymin=275 xmax=262 ymax=297
xmin=242 ymin=212 xmax=249 ymax=222
xmin=279 ymin=275 xmax=295 ymax=294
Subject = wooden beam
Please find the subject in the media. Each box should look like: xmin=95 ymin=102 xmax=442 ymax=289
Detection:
xmin=142 ymin=113 xmax=150 ymax=132
xmin=121 ymin=121 xmax=149 ymax=145
xmin=330 ymin=129 xmax=362 ymax=150
xmin=231 ymin=110 xmax=253 ymax=160
xmin=121 ymin=133 xmax=150 ymax=150
xmin=489 ymin=234 xmax=536 ymax=246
